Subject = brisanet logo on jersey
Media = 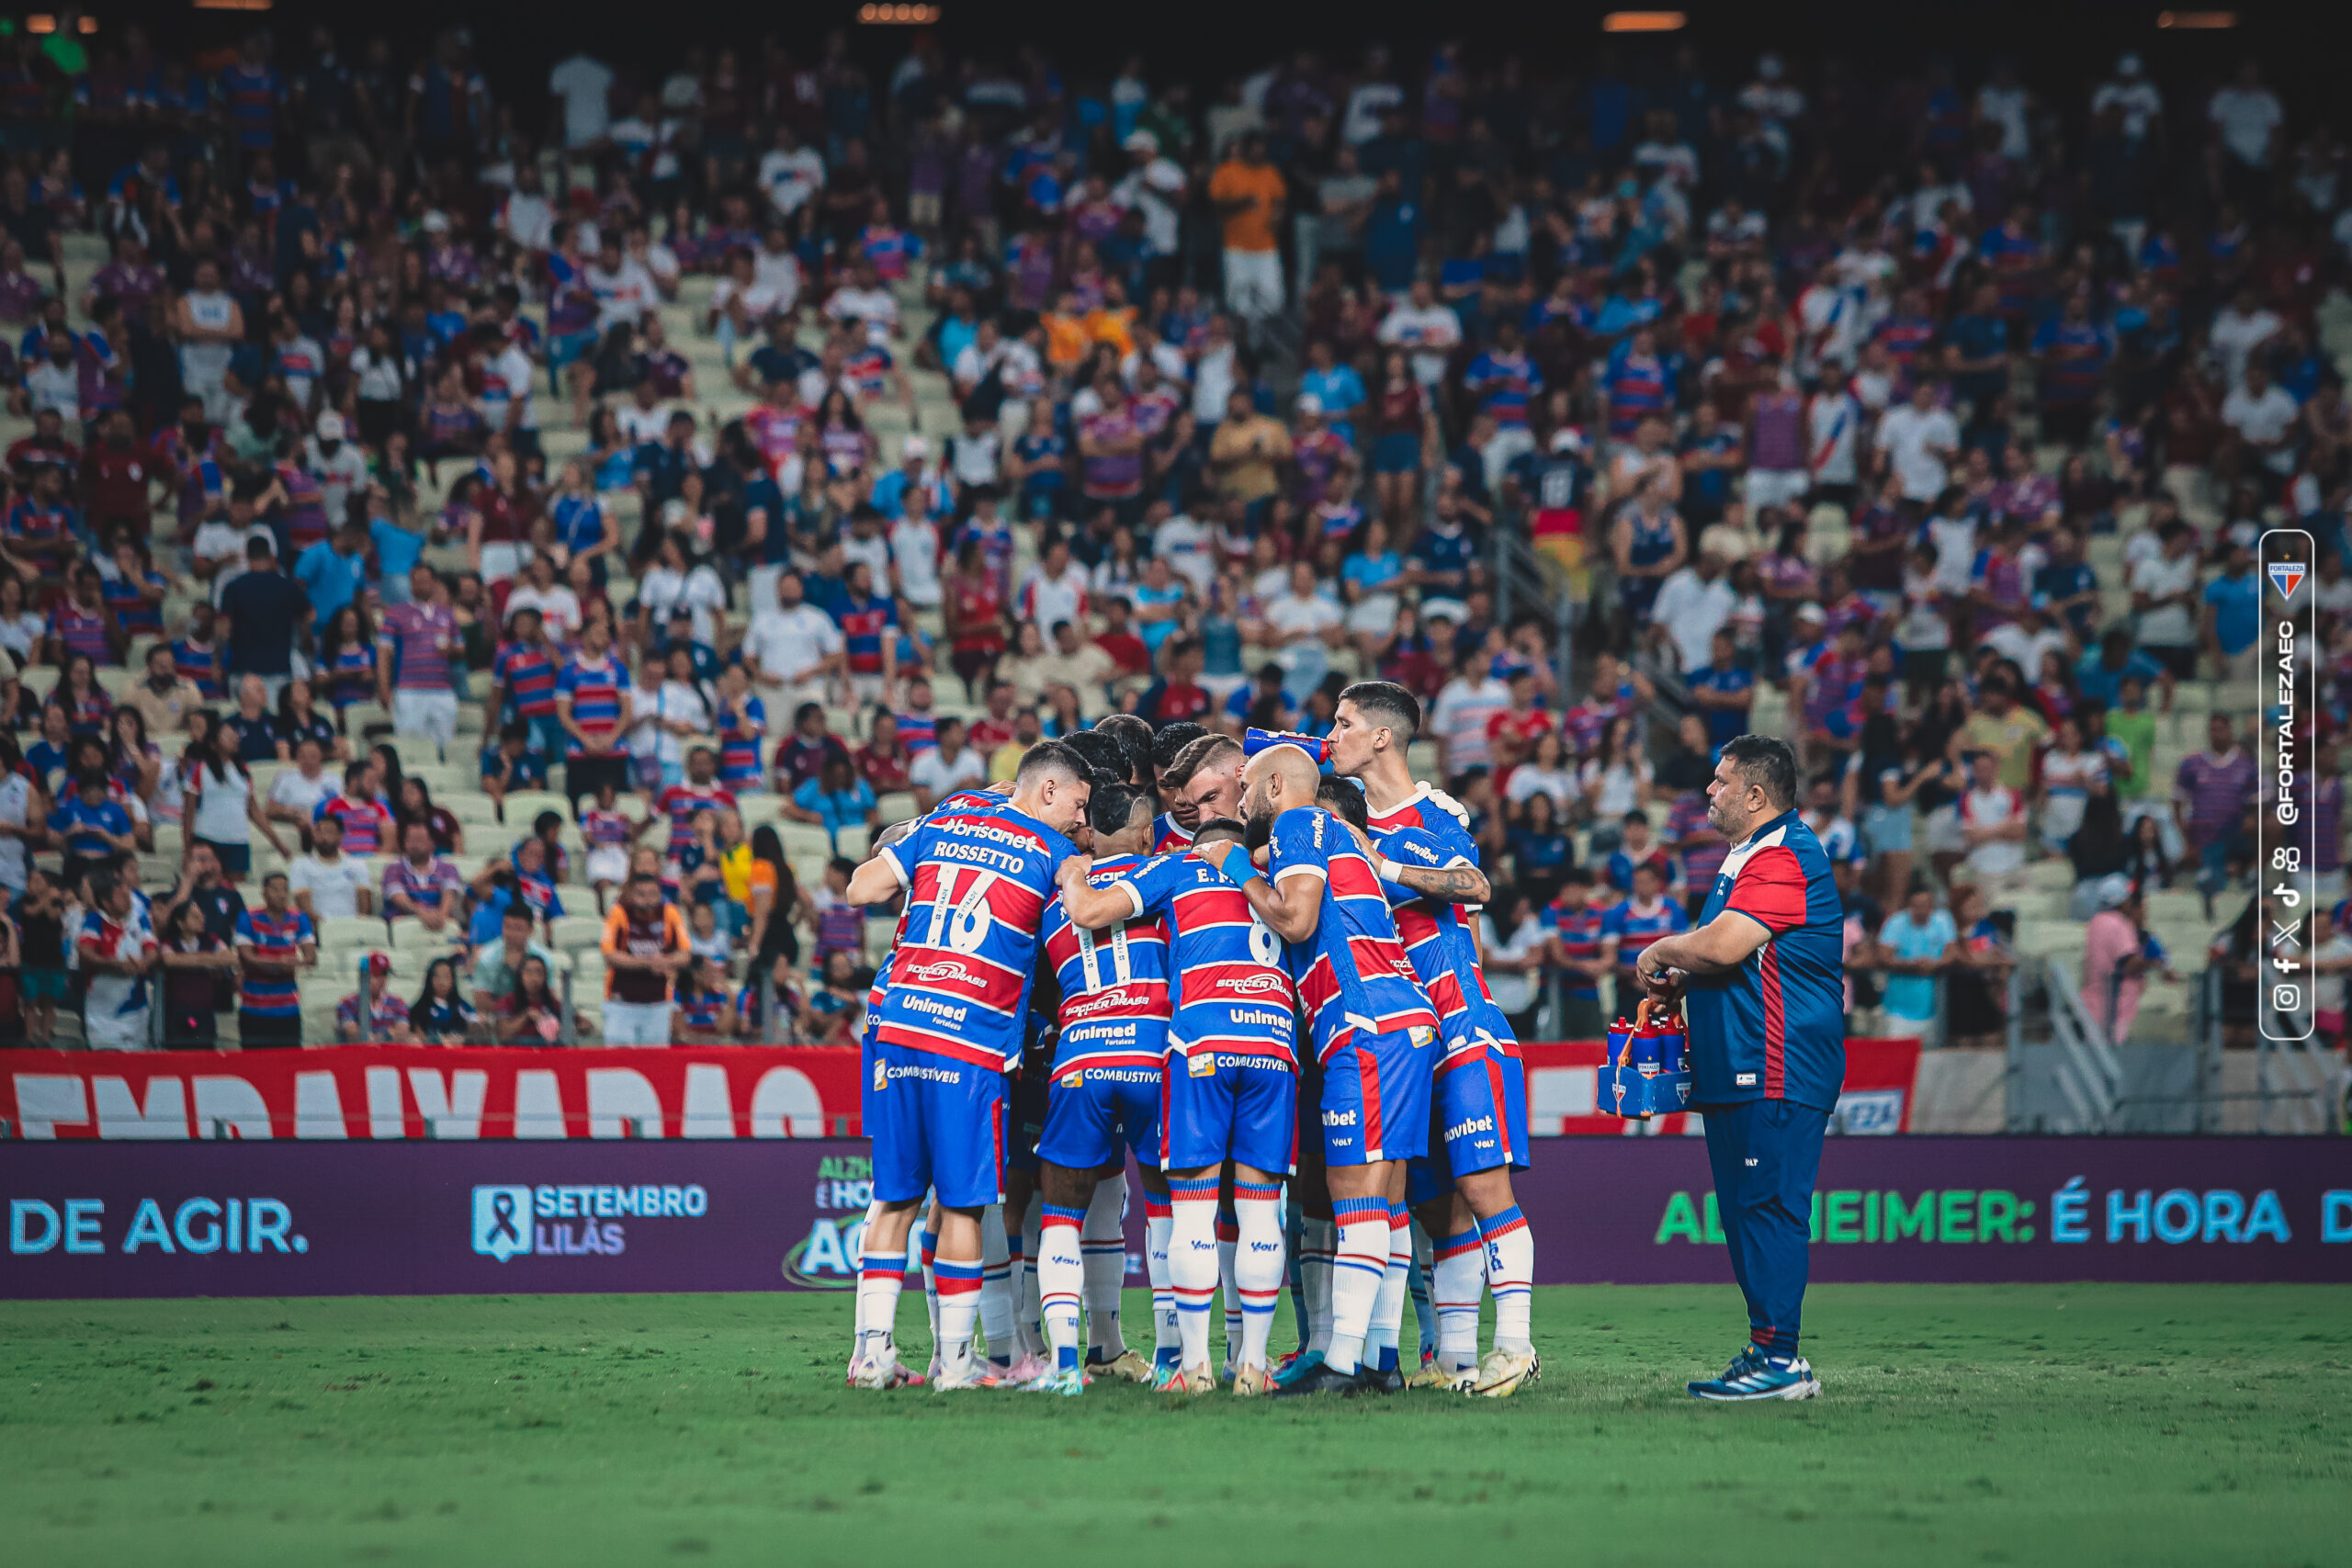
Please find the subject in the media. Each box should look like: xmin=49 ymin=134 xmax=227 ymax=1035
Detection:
xmin=471 ymin=1183 xmax=710 ymax=1262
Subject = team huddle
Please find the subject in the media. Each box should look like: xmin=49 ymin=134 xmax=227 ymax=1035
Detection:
xmin=834 ymin=682 xmax=1537 ymax=1397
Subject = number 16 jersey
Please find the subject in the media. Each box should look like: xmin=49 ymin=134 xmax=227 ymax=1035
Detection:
xmin=873 ymin=803 xmax=1076 ymax=1070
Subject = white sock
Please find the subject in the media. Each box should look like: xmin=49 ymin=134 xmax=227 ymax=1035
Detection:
xmin=1145 ymin=1195 xmax=1177 ymax=1361
xmin=855 ymin=1248 xmax=906 ymax=1364
xmin=1036 ymin=1203 xmax=1087 ymax=1373
xmin=1166 ymin=1178 xmax=1220 ymax=1371
xmin=1081 ymin=1178 xmax=1128 ymax=1360
xmin=1231 ymin=1181 xmax=1284 ymax=1371
xmin=1327 ymin=1199 xmax=1389 ymax=1376
xmin=1365 ymin=1205 xmax=1411 ymax=1372
xmin=1431 ymin=1227 xmax=1486 ymax=1373
xmin=933 ymin=1258 xmax=980 ymax=1378
xmin=978 ymin=1204 xmax=1013 ymax=1368
xmin=1017 ymin=1203 xmax=1046 ymax=1358
xmin=850 ymin=1199 xmax=882 ymax=1359
xmin=1302 ymin=1217 xmax=1336 ymax=1356
xmin=1478 ymin=1205 xmax=1535 ymax=1356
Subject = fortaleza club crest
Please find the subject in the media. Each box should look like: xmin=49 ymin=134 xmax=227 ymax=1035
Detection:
xmin=2268 ymin=560 xmax=2306 ymax=599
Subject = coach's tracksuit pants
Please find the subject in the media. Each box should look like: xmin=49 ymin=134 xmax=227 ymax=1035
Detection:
xmin=1699 ymin=1098 xmax=1829 ymax=1358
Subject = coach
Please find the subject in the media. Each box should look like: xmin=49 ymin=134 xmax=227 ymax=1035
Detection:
xmin=1634 ymin=735 xmax=1844 ymax=1402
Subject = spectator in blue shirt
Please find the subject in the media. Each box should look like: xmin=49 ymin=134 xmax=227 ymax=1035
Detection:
xmin=50 ymin=770 xmax=135 ymax=887
xmin=2200 ymin=542 xmax=2261 ymax=681
xmin=293 ymin=521 xmax=368 ymax=634
xmin=786 ymin=755 xmax=878 ymax=850
xmin=2075 ymin=628 xmax=2171 ymax=711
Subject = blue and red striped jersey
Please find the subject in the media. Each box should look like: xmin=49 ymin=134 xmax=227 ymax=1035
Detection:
xmin=173 ymin=637 xmax=222 ymax=697
xmin=655 ymin=782 xmax=739 ymax=857
xmin=1372 ymin=821 xmax=1504 ymax=1056
xmin=717 ymin=695 xmax=766 ymax=785
xmin=1541 ymin=898 xmax=1608 ymax=1001
xmin=1114 ymin=850 xmax=1298 ymax=1064
xmin=1602 ymin=895 xmax=1689 ymax=976
xmin=314 ymin=794 xmax=391 ymax=857
xmin=830 ymin=592 xmax=897 ymax=675
xmin=1267 ymin=807 xmax=1437 ymax=1062
xmin=233 ymin=906 xmax=313 ymax=1016
xmin=871 ymin=803 xmax=1076 ymax=1068
xmin=1685 ymin=808 xmax=1847 ymax=1109
xmin=1039 ymin=852 xmax=1172 ymax=1071
xmin=494 ymin=641 xmax=560 ymax=719
xmin=557 ymin=655 xmax=632 ymax=756
xmin=1150 ymin=812 xmax=1194 ymax=857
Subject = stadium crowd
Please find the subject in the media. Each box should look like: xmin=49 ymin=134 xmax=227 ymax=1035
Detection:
xmin=0 ymin=18 xmax=2323 ymax=1055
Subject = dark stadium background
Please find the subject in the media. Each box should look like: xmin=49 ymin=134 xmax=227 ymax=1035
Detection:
xmin=127 ymin=2 xmax=2352 ymax=114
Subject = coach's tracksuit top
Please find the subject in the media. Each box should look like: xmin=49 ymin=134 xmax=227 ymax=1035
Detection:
xmin=1686 ymin=807 xmax=1847 ymax=1111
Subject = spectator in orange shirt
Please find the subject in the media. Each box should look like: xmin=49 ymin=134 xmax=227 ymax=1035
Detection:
xmin=1207 ymin=132 xmax=1286 ymax=322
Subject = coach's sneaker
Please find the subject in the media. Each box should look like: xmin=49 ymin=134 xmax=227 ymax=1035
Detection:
xmin=1271 ymin=1348 xmax=1325 ymax=1390
xmin=999 ymin=1350 xmax=1051 ymax=1386
xmin=1688 ymin=1348 xmax=1821 ymax=1402
xmin=1231 ymin=1364 xmax=1273 ymax=1397
xmin=932 ymin=1361 xmax=988 ymax=1392
xmin=1098 ymin=1349 xmax=1154 ymax=1384
xmin=850 ymin=1351 xmax=919 ymax=1390
xmin=1471 ymin=1349 xmax=1541 ymax=1398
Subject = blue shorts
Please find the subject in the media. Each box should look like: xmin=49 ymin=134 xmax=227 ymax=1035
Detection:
xmin=1003 ymin=1064 xmax=1049 ymax=1174
xmin=547 ymin=329 xmax=597 ymax=388
xmin=868 ymin=1044 xmax=1006 ymax=1210
xmin=1317 ymin=1027 xmax=1436 ymax=1167
xmin=1161 ymin=1048 xmax=1296 ymax=1176
xmin=1373 ymin=431 xmax=1421 ymax=474
xmin=1408 ymin=1041 xmax=1532 ymax=1205
xmin=1036 ymin=1062 xmax=1163 ymax=1171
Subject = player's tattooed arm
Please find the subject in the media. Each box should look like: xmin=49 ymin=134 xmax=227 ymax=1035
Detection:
xmin=1382 ymin=860 xmax=1490 ymax=904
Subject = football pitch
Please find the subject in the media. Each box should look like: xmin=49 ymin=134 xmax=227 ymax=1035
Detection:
xmin=1 ymin=1285 xmax=2343 ymax=1567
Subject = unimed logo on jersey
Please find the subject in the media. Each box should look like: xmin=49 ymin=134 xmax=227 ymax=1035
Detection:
xmin=470 ymin=1182 xmax=710 ymax=1262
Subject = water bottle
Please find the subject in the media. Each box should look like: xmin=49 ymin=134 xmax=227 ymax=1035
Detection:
xmin=1243 ymin=728 xmax=1329 ymax=763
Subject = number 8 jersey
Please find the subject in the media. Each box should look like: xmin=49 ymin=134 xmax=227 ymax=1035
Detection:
xmin=872 ymin=803 xmax=1078 ymax=1070
xmin=1107 ymin=851 xmax=1300 ymax=1065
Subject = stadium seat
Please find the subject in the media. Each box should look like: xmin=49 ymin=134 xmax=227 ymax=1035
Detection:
xmin=390 ymin=919 xmax=464 ymax=953
xmin=315 ymin=915 xmax=386 ymax=950
xmin=836 ymin=823 xmax=870 ymax=859
xmin=502 ymin=790 xmax=571 ymax=825
xmin=548 ymin=915 xmax=605 ymax=953
xmin=876 ymin=791 xmax=916 ymax=825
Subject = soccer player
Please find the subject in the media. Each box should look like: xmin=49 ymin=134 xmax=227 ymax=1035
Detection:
xmin=1057 ymin=810 xmax=1303 ymax=1395
xmin=1023 ymin=782 xmax=1170 ymax=1394
xmin=1148 ymin=725 xmax=1219 ymax=852
xmin=1634 ymin=735 xmax=1844 ymax=1402
xmin=1327 ymin=681 xmax=1539 ymax=1393
xmin=1206 ymin=742 xmax=1437 ymax=1396
xmin=1328 ymin=779 xmax=1537 ymax=1395
xmin=843 ymin=742 xmax=1091 ymax=1391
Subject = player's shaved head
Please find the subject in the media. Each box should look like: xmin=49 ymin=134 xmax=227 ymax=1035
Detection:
xmin=1240 ymin=742 xmax=1321 ymax=841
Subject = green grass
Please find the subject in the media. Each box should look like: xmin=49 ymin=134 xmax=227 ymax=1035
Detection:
xmin=1 ymin=1286 xmax=2345 ymax=1566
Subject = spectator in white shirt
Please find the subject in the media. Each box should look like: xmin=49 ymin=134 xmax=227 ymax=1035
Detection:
xmin=1874 ymin=379 xmax=1961 ymax=502
xmin=2208 ymin=62 xmax=2284 ymax=170
xmin=910 ymin=716 xmax=986 ymax=811
xmin=2221 ymin=362 xmax=2301 ymax=478
xmin=743 ymin=571 xmax=845 ymax=707
xmin=1648 ymin=551 xmax=1736 ymax=673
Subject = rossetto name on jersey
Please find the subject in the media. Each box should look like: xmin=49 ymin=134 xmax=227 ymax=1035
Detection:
xmin=872 ymin=807 xmax=1076 ymax=1070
